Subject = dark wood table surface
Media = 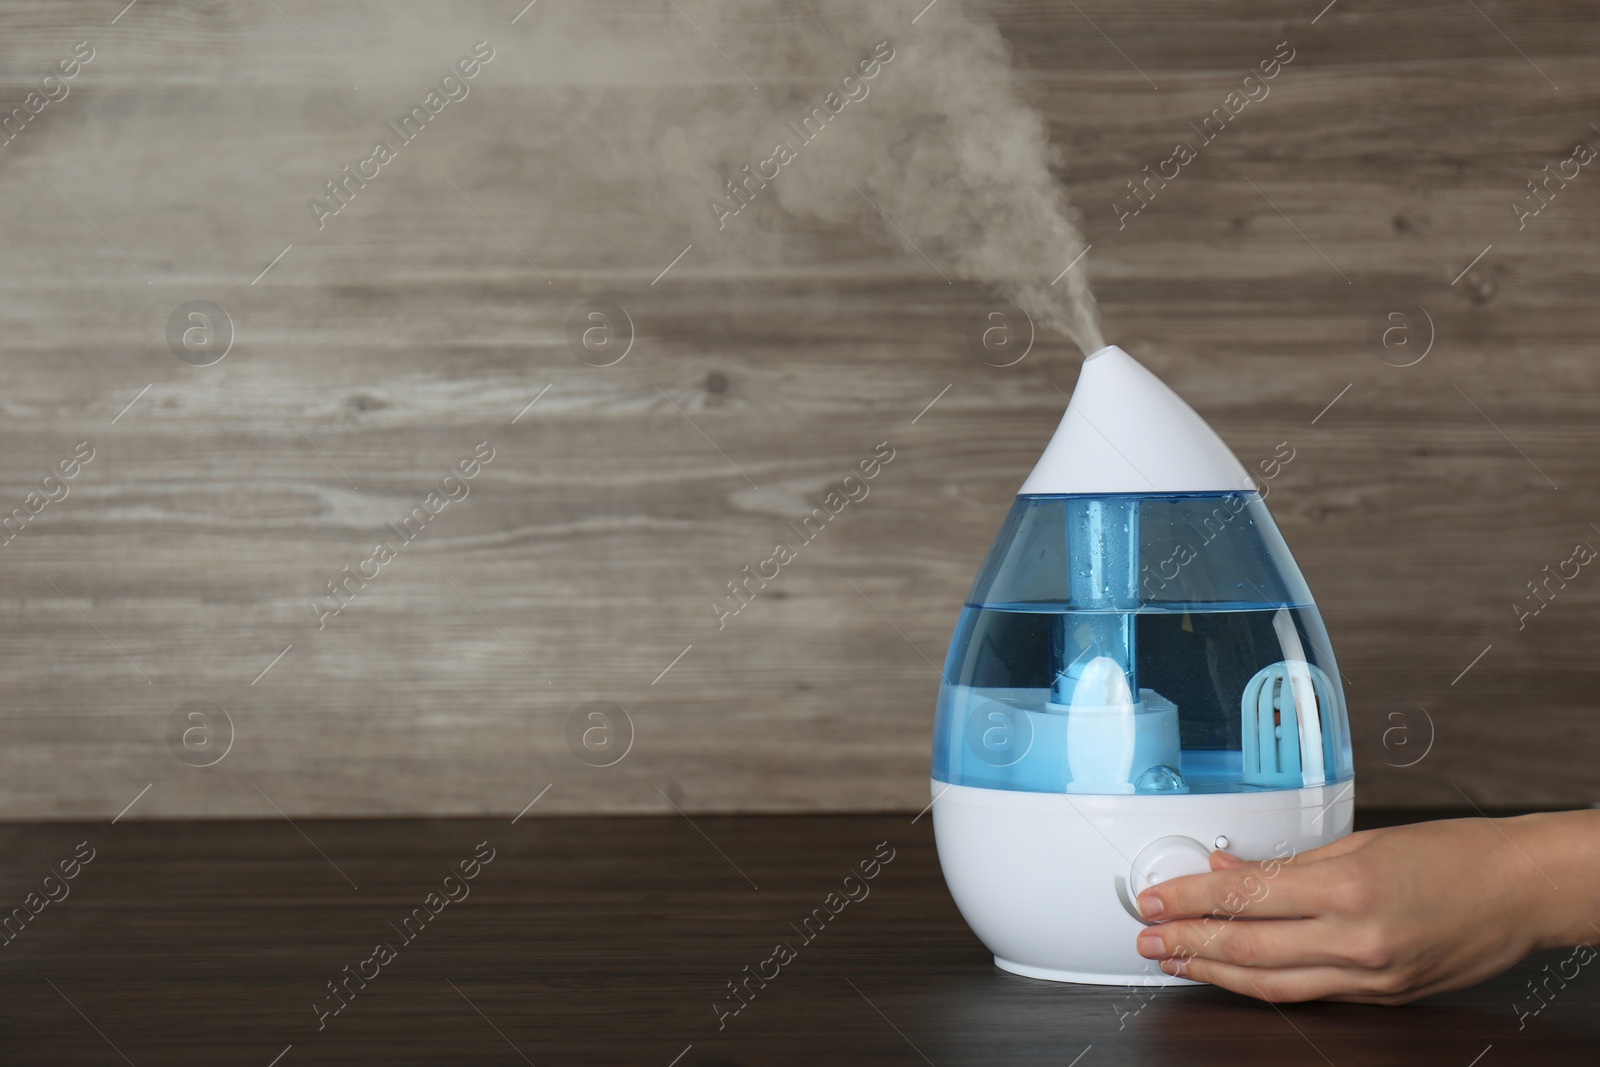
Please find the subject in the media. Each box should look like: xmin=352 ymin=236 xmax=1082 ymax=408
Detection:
xmin=0 ymin=809 xmax=1591 ymax=1066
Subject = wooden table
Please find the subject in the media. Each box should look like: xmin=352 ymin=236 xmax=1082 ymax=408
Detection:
xmin=0 ymin=810 xmax=1591 ymax=1065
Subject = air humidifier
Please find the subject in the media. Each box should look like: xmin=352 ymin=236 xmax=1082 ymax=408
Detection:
xmin=930 ymin=345 xmax=1354 ymax=985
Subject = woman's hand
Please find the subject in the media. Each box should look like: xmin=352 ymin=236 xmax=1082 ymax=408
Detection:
xmin=1132 ymin=813 xmax=1600 ymax=1005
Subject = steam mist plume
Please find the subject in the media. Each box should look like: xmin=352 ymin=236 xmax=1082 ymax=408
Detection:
xmin=559 ymin=0 xmax=1105 ymax=356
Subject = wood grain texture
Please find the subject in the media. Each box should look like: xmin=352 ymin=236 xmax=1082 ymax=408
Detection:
xmin=1 ymin=1 xmax=1599 ymax=817
xmin=0 ymin=812 xmax=1593 ymax=1065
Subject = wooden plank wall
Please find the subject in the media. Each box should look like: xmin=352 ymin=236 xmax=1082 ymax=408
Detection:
xmin=1 ymin=0 xmax=1597 ymax=818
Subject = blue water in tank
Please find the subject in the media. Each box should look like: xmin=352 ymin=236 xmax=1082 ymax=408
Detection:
xmin=932 ymin=492 xmax=1353 ymax=795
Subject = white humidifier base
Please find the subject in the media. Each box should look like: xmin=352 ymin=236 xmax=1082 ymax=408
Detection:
xmin=992 ymin=958 xmax=1176 ymax=985
xmin=930 ymin=778 xmax=1355 ymax=985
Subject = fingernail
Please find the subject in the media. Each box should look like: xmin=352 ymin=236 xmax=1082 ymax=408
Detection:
xmin=1137 ymin=892 xmax=1164 ymax=920
xmin=1136 ymin=932 xmax=1163 ymax=958
xmin=1161 ymin=957 xmax=1188 ymax=978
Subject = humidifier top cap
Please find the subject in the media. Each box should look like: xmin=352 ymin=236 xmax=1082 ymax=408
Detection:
xmin=1017 ymin=344 xmax=1254 ymax=496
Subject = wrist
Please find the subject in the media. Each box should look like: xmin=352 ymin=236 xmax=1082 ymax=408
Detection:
xmin=1498 ymin=811 xmax=1600 ymax=951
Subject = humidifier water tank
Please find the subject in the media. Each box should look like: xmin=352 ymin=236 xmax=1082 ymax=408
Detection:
xmin=929 ymin=345 xmax=1354 ymax=986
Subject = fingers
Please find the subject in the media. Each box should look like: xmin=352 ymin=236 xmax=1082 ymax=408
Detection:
xmin=1206 ymin=830 xmax=1369 ymax=875
xmin=1162 ymin=956 xmax=1386 ymax=1004
xmin=1138 ymin=916 xmax=1356 ymax=969
xmin=1137 ymin=861 xmax=1329 ymax=922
